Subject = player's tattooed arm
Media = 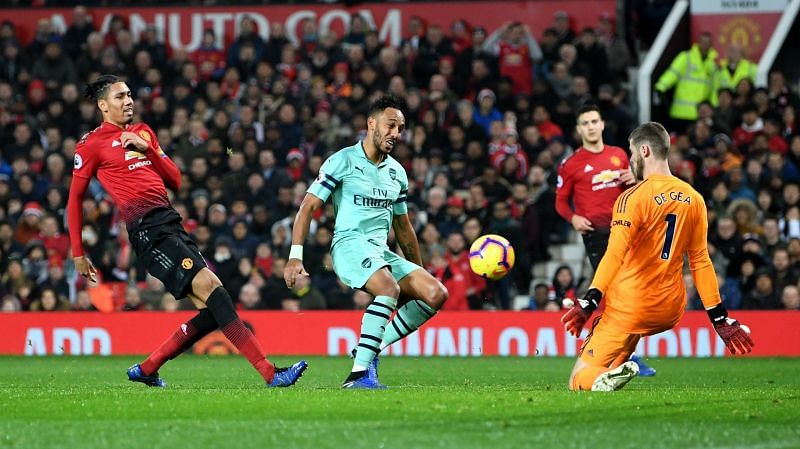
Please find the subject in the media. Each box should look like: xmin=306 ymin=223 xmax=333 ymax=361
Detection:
xmin=392 ymin=214 xmax=423 ymax=266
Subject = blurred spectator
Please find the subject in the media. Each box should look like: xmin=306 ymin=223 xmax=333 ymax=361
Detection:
xmin=782 ymin=285 xmax=800 ymax=310
xmin=140 ymin=274 xmax=166 ymax=309
xmin=261 ymin=256 xmax=294 ymax=309
xmin=473 ymin=89 xmax=502 ymax=134
xmin=596 ymin=13 xmax=630 ymax=82
xmin=575 ymin=27 xmax=609 ymax=90
xmin=237 ymin=282 xmax=264 ymax=310
xmin=552 ymin=11 xmax=576 ymax=47
xmin=1 ymin=294 xmax=22 ymax=312
xmin=547 ymin=264 xmax=575 ymax=305
xmin=63 ymin=6 xmax=94 ymax=59
xmin=483 ymin=22 xmax=541 ymax=95
xmin=529 ymin=282 xmax=550 ymax=310
xmin=29 ymin=287 xmax=70 ymax=312
xmin=122 ymin=286 xmax=144 ymax=311
xmin=290 ymin=274 xmax=326 ymax=310
xmin=73 ymin=289 xmax=97 ymax=311
xmin=742 ymin=268 xmax=781 ymax=309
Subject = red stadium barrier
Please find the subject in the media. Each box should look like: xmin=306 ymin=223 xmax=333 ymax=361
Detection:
xmin=1 ymin=311 xmax=797 ymax=356
xmin=9 ymin=1 xmax=615 ymax=49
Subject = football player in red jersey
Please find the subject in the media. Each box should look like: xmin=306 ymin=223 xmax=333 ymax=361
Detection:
xmin=556 ymin=104 xmax=635 ymax=270
xmin=555 ymin=104 xmax=656 ymax=376
xmin=68 ymin=75 xmax=307 ymax=387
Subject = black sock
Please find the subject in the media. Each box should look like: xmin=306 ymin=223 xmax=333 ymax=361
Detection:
xmin=345 ymin=371 xmax=368 ymax=382
xmin=205 ymin=287 xmax=237 ymax=327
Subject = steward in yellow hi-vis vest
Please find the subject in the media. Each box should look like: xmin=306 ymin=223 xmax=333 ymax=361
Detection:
xmin=655 ymin=32 xmax=718 ymax=121
xmin=711 ymin=44 xmax=757 ymax=106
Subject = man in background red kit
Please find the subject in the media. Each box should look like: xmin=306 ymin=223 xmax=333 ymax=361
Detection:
xmin=555 ymin=104 xmax=656 ymax=376
xmin=556 ymin=104 xmax=634 ymax=270
xmin=67 ymin=74 xmax=306 ymax=388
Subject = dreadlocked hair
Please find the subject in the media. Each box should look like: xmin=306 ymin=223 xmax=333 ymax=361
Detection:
xmin=84 ymin=74 xmax=122 ymax=101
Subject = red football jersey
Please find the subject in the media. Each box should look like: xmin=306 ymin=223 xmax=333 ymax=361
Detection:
xmin=72 ymin=122 xmax=170 ymax=227
xmin=555 ymin=145 xmax=630 ymax=231
xmin=498 ymin=41 xmax=533 ymax=95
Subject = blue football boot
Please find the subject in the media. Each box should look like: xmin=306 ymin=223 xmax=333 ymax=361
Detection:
xmin=127 ymin=364 xmax=167 ymax=388
xmin=350 ymin=348 xmax=380 ymax=382
xmin=630 ymin=354 xmax=656 ymax=377
xmin=342 ymin=372 xmax=387 ymax=389
xmin=267 ymin=360 xmax=308 ymax=387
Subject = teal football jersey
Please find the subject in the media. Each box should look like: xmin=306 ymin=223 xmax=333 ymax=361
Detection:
xmin=307 ymin=141 xmax=408 ymax=245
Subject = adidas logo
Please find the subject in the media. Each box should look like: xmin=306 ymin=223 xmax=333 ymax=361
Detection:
xmin=584 ymin=164 xmax=594 ymax=173
xmin=112 ymin=140 xmax=122 ymax=147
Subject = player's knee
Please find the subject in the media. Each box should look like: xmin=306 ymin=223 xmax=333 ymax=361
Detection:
xmin=191 ymin=269 xmax=222 ymax=301
xmin=429 ymin=283 xmax=448 ymax=309
xmin=567 ymin=373 xmax=578 ymax=391
xmin=375 ymin=281 xmax=401 ymax=299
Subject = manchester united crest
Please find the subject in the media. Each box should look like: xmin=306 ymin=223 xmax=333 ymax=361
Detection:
xmin=138 ymin=130 xmax=152 ymax=142
xmin=610 ymin=156 xmax=622 ymax=167
xmin=181 ymin=258 xmax=193 ymax=270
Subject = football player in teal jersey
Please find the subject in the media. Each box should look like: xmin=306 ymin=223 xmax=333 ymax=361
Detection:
xmin=285 ymin=95 xmax=449 ymax=388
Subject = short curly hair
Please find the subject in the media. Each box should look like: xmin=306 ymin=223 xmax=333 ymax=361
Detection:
xmin=368 ymin=94 xmax=406 ymax=117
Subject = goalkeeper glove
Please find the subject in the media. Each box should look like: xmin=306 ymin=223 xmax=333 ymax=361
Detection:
xmin=707 ymin=304 xmax=755 ymax=355
xmin=561 ymin=288 xmax=602 ymax=337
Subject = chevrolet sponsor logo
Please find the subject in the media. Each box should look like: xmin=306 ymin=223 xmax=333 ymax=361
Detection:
xmin=125 ymin=150 xmax=147 ymax=161
xmin=612 ymin=219 xmax=632 ymax=228
xmin=591 ymin=169 xmax=619 ymax=184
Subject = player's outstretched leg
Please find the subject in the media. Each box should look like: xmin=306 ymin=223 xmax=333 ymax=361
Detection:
xmin=129 ymin=308 xmax=218 ymax=387
xmin=381 ymin=271 xmax=448 ymax=351
xmin=629 ymin=353 xmax=656 ymax=376
xmin=195 ymin=269 xmax=306 ymax=387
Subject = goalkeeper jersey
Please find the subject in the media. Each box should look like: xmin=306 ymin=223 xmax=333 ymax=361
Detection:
xmin=590 ymin=174 xmax=722 ymax=334
xmin=307 ymin=141 xmax=408 ymax=247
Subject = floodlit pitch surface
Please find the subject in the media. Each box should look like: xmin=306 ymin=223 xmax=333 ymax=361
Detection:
xmin=1 ymin=356 xmax=798 ymax=449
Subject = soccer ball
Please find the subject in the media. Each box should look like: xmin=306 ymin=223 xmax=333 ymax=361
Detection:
xmin=469 ymin=234 xmax=515 ymax=281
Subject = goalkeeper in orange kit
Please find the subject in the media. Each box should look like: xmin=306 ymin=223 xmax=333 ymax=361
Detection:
xmin=561 ymin=122 xmax=754 ymax=391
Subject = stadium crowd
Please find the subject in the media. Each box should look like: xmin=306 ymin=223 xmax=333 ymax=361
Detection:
xmin=0 ymin=5 xmax=798 ymax=313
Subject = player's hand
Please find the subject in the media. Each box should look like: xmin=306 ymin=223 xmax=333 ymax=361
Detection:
xmin=120 ymin=132 xmax=148 ymax=152
xmin=619 ymin=168 xmax=636 ymax=185
xmin=73 ymin=256 xmax=97 ymax=283
xmin=284 ymin=258 xmax=309 ymax=288
xmin=561 ymin=288 xmax=602 ymax=337
xmin=714 ymin=318 xmax=754 ymax=355
xmin=561 ymin=306 xmax=590 ymax=336
xmin=571 ymin=215 xmax=595 ymax=233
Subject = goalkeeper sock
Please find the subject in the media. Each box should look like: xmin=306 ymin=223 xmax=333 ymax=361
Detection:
xmin=207 ymin=287 xmax=276 ymax=382
xmin=570 ymin=366 xmax=610 ymax=391
xmin=380 ymin=300 xmax=436 ymax=350
xmin=140 ymin=308 xmax=217 ymax=376
xmin=353 ymin=295 xmax=397 ymax=371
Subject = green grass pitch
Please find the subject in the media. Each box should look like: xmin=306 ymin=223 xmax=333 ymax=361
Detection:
xmin=1 ymin=356 xmax=798 ymax=449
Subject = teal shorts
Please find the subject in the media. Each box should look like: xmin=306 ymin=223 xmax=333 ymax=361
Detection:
xmin=331 ymin=237 xmax=421 ymax=289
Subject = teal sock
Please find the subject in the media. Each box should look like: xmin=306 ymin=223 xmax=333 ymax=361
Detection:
xmin=380 ymin=300 xmax=436 ymax=349
xmin=354 ymin=295 xmax=397 ymax=369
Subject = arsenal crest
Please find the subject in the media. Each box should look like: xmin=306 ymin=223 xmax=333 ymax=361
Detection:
xmin=389 ymin=168 xmax=397 ymax=180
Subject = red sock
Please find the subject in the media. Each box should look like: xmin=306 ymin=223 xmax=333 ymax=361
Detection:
xmin=141 ymin=321 xmax=197 ymax=376
xmin=140 ymin=309 xmax=217 ymax=376
xmin=221 ymin=319 xmax=275 ymax=382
